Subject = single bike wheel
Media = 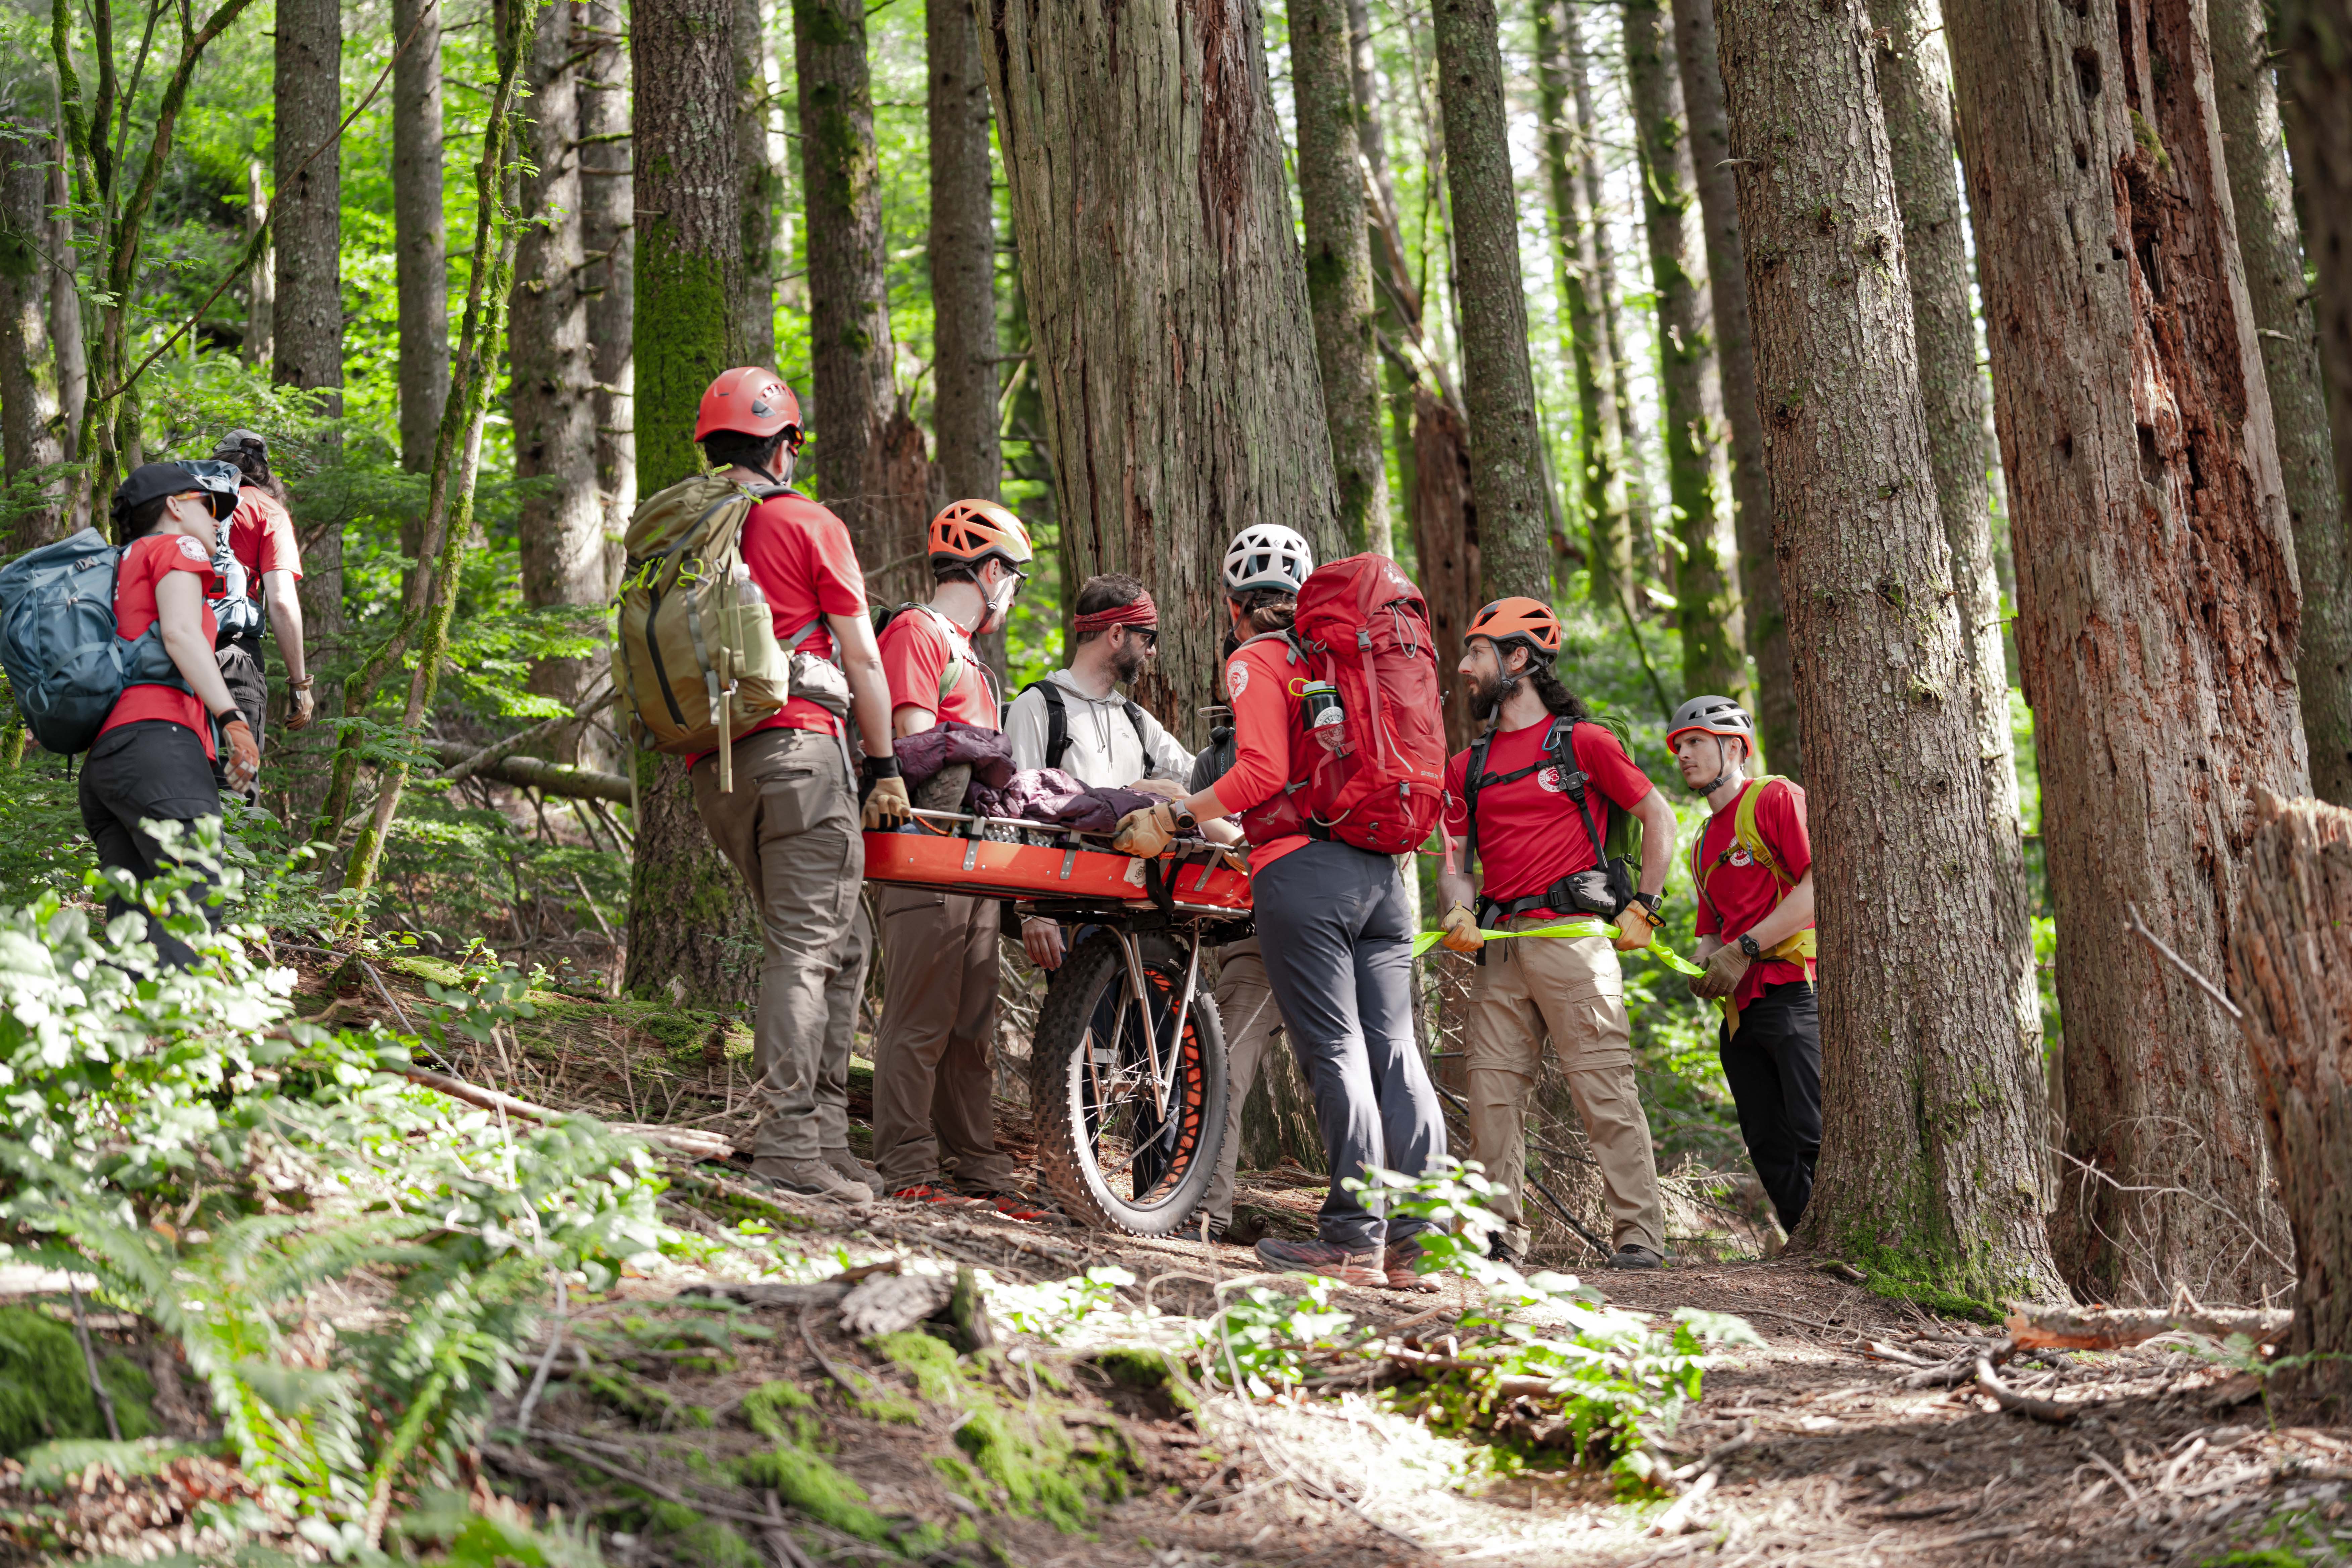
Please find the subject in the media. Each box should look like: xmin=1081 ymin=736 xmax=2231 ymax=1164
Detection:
xmin=1030 ymin=930 xmax=1226 ymax=1235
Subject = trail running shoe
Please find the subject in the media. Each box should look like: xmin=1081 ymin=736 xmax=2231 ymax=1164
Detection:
xmin=749 ymin=1157 xmax=871 ymax=1204
xmin=1381 ymin=1233 xmax=1442 ymax=1294
xmin=966 ymin=1190 xmax=1054 ymax=1223
xmin=1253 ymin=1236 xmax=1385 ymax=1288
xmin=887 ymin=1183 xmax=982 ymax=1207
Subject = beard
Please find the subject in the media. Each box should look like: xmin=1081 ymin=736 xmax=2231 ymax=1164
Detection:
xmin=1465 ymin=667 xmax=1512 ymax=722
xmin=1111 ymin=640 xmax=1149 ymax=685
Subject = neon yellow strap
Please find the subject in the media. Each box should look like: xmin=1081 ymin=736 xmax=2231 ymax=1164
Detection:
xmin=1410 ymin=921 xmax=1707 ymax=975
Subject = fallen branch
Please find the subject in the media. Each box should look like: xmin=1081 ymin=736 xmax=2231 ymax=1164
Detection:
xmin=401 ymin=1065 xmax=734 ymax=1162
xmin=2005 ymin=1302 xmax=2291 ymax=1352
xmin=1975 ymin=1356 xmax=2075 ymax=1425
xmin=438 ymin=684 xmax=618 ymax=786
xmin=1647 ymin=1468 xmax=1717 ymax=1536
xmin=422 ymin=739 xmax=632 ymax=802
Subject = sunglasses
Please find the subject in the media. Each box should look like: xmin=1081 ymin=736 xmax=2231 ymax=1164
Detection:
xmin=1120 ymin=625 xmax=1159 ymax=648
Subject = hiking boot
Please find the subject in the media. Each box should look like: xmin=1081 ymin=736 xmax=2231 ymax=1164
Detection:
xmin=887 ymin=1182 xmax=982 ymax=1208
xmin=1486 ymin=1235 xmax=1523 ymax=1268
xmin=1605 ymin=1244 xmax=1666 ymax=1270
xmin=823 ymin=1146 xmax=878 ymax=1187
xmin=750 ymin=1157 xmax=871 ymax=1204
xmin=1254 ymin=1236 xmax=1385 ymax=1288
xmin=1382 ymin=1233 xmax=1442 ymax=1294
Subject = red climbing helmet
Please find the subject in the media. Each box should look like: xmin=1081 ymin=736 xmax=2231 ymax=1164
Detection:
xmin=694 ymin=367 xmax=801 ymax=443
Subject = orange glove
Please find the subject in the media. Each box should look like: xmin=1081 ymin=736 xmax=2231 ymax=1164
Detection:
xmin=285 ymin=679 xmax=317 ymax=731
xmin=221 ymin=717 xmax=260 ymax=793
xmin=1439 ymin=902 xmax=1484 ymax=954
xmin=1612 ymin=901 xmax=1660 ymax=953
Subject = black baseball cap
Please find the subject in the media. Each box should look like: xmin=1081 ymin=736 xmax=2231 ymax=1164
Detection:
xmin=109 ymin=460 xmax=241 ymax=529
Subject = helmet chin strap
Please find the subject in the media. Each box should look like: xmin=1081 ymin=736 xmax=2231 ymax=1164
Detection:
xmin=1689 ymin=735 xmax=1741 ymax=795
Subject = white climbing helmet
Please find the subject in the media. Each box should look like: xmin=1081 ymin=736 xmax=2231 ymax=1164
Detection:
xmin=1222 ymin=524 xmax=1314 ymax=597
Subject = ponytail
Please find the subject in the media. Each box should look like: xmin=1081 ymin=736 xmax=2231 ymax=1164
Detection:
xmin=1526 ymin=659 xmax=1589 ymax=723
xmin=1232 ymin=588 xmax=1296 ymax=636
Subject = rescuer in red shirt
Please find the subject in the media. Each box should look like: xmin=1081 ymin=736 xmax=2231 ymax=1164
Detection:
xmin=207 ymin=430 xmax=314 ymax=801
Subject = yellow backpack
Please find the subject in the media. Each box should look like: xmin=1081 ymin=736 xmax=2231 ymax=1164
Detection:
xmin=1693 ymin=777 xmax=1817 ymax=1032
xmin=612 ymin=474 xmax=799 ymax=788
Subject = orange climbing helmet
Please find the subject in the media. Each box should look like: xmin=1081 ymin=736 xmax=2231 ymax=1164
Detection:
xmin=1465 ymin=596 xmax=1563 ymax=660
xmin=694 ymin=367 xmax=801 ymax=443
xmin=928 ymin=499 xmax=1035 ymax=574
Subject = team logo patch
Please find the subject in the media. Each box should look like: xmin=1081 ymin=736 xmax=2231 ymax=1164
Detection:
xmin=1728 ymin=847 xmax=1754 ymax=868
xmin=1227 ymin=661 xmax=1250 ymax=700
xmin=1537 ymin=766 xmax=1567 ymax=794
xmin=176 ymin=535 xmax=207 ymax=561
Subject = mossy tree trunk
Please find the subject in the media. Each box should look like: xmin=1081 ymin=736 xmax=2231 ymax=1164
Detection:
xmin=736 ymin=0 xmax=780 ymax=367
xmin=1715 ymin=0 xmax=2066 ymax=1302
xmin=624 ymin=0 xmax=763 ymax=1010
xmin=976 ymin=0 xmax=1343 ymax=746
xmin=393 ymin=0 xmax=447 ymax=477
xmin=580 ymin=0 xmax=635 ymax=578
xmin=1626 ymin=0 xmax=1738 ymax=700
xmin=514 ymin=0 xmax=607 ymax=750
xmin=1294 ymin=0 xmax=1390 ymax=553
xmin=1950 ymin=0 xmax=2304 ymax=1302
xmin=1560 ymin=4 xmax=1636 ymax=611
xmin=1867 ymin=0 xmax=2041 ymax=1109
xmin=0 ymin=97 xmax=64 ymax=551
xmin=274 ymin=0 xmax=343 ymax=635
xmin=1672 ymin=0 xmax=1797 ymax=773
xmin=927 ymin=0 xmax=999 ymax=505
xmin=2217 ymin=0 xmax=2352 ymax=806
xmin=1412 ymin=390 xmax=1479 ymax=753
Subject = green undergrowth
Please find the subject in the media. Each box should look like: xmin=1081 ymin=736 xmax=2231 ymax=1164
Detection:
xmin=0 ymin=1306 xmax=158 ymax=1453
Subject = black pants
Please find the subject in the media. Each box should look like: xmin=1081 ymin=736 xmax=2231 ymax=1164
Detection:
xmin=1718 ymin=980 xmax=1821 ymax=1234
xmin=212 ymin=638 xmax=268 ymax=801
xmin=78 ymin=720 xmax=224 ymax=970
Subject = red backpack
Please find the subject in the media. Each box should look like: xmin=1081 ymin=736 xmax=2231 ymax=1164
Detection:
xmin=1287 ymin=553 xmax=1447 ymax=854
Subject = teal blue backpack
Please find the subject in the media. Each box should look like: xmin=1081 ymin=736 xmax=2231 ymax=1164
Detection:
xmin=0 ymin=529 xmax=187 ymax=755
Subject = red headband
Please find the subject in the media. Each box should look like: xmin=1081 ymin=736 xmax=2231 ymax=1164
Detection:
xmin=1073 ymin=594 xmax=1157 ymax=634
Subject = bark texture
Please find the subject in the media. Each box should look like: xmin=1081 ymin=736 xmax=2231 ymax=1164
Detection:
xmin=1294 ymin=0 xmax=1390 ymax=552
xmin=1346 ymin=0 xmax=1403 ymax=558
xmin=798 ymin=0 xmax=915 ymax=572
xmin=2228 ymin=790 xmax=2352 ymax=1398
xmin=627 ymin=0 xmax=760 ymax=1011
xmin=736 ymin=0 xmax=780 ymax=367
xmin=977 ymin=0 xmax=1344 ymax=745
xmin=1672 ymin=0 xmax=1796 ymax=770
xmin=243 ymin=160 xmax=272 ymax=368
xmin=580 ymin=0 xmax=634 ymax=562
xmin=1950 ymin=0 xmax=2305 ymax=1302
xmin=927 ymin=0 xmax=1000 ymax=504
xmin=1627 ymin=0 xmax=1737 ymax=700
xmin=1534 ymin=1 xmax=1629 ymax=619
xmin=393 ymin=0 xmax=449 ymax=473
xmin=2218 ymin=0 xmax=2351 ymax=805
xmin=1869 ymin=0 xmax=2041 ymax=1105
xmin=0 ymin=104 xmax=63 ymax=550
xmin=274 ymin=0 xmax=344 ymax=634
xmin=514 ymin=0 xmax=606 ymax=731
xmin=1715 ymin=0 xmax=2064 ymax=1302
xmin=1412 ymin=389 xmax=1479 ymax=754
xmin=1565 ymin=5 xmax=1637 ymax=610
xmin=2276 ymin=2 xmax=2352 ymax=655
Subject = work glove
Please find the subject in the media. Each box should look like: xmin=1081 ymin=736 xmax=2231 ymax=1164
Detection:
xmin=285 ymin=679 xmax=316 ymax=731
xmin=1439 ymin=902 xmax=1484 ymax=954
xmin=1111 ymin=802 xmax=1184 ymax=858
xmin=862 ymin=774 xmax=914 ymax=831
xmin=1612 ymin=901 xmax=1660 ymax=954
xmin=1021 ymin=916 xmax=1066 ymax=971
xmin=221 ymin=717 xmax=260 ymax=794
xmin=1688 ymin=941 xmax=1752 ymax=1000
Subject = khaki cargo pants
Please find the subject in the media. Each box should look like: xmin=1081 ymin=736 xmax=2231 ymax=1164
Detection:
xmin=692 ymin=728 xmax=869 ymax=1162
xmin=1463 ymin=914 xmax=1664 ymax=1257
xmin=1202 ymin=935 xmax=1286 ymax=1231
xmin=871 ymin=887 xmax=1018 ymax=1194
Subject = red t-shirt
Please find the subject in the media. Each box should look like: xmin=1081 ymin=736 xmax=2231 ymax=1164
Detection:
xmin=879 ymin=604 xmax=997 ymax=731
xmin=1690 ymin=777 xmax=1814 ymax=1010
xmin=103 ymin=533 xmax=219 ymax=758
xmin=1441 ymin=720 xmax=1654 ymax=913
xmin=1214 ymin=637 xmax=1314 ymax=869
xmin=739 ymin=492 xmax=866 ymax=740
xmin=225 ymin=486 xmax=301 ymax=581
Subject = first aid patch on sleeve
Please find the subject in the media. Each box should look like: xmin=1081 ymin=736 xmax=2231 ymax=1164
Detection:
xmin=177 ymin=535 xmax=208 ymax=561
xmin=1226 ymin=659 xmax=1250 ymax=700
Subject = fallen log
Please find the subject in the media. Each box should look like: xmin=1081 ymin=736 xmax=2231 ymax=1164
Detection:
xmin=422 ymin=739 xmax=632 ymax=802
xmin=1974 ymin=1357 xmax=2074 ymax=1425
xmin=2005 ymin=1302 xmax=2292 ymax=1352
xmin=402 ymin=1065 xmax=736 ymax=1162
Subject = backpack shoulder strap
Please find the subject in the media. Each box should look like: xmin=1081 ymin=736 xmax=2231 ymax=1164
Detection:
xmin=1733 ymin=775 xmax=1794 ymax=889
xmin=1550 ymin=719 xmax=1611 ymax=864
xmin=1462 ymin=729 xmax=1498 ymax=868
xmin=1024 ymin=680 xmax=1071 ymax=769
xmin=1123 ymin=698 xmax=1149 ymax=751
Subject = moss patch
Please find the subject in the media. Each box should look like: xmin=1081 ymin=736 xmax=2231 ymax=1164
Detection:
xmin=743 ymin=1377 xmax=820 ymax=1445
xmin=735 ymin=1442 xmax=896 ymax=1544
xmin=871 ymin=1329 xmax=964 ymax=1405
xmin=647 ymin=1500 xmax=763 ymax=1568
xmin=1086 ymin=1348 xmax=1198 ymax=1417
xmin=0 ymin=1308 xmax=155 ymax=1456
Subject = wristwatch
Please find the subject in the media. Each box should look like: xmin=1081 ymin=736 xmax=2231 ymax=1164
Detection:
xmin=1737 ymin=932 xmax=1762 ymax=959
xmin=1630 ymin=890 xmax=1664 ymax=918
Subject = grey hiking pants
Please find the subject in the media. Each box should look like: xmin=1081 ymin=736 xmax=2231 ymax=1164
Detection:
xmin=692 ymin=728 xmax=866 ymax=1161
xmin=1252 ymin=838 xmax=1446 ymax=1252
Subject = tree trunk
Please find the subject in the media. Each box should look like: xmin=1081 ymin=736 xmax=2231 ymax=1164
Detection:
xmin=48 ymin=115 xmax=82 ymax=501
xmin=1672 ymin=0 xmax=1795 ymax=765
xmin=275 ymin=0 xmax=344 ymax=637
xmin=1346 ymin=0 xmax=1403 ymax=559
xmin=1412 ymin=389 xmax=1479 ymax=753
xmin=1295 ymin=0 xmax=1390 ymax=553
xmin=1950 ymin=0 xmax=2305 ymax=1302
xmin=1562 ymin=5 xmax=1633 ymax=612
xmin=394 ymin=0 xmax=448 ymax=475
xmin=1627 ymin=0 xmax=1737 ymax=701
xmin=976 ymin=0 xmax=1344 ymax=745
xmin=1 ymin=103 xmax=63 ymax=551
xmin=514 ymin=0 xmax=606 ymax=742
xmin=736 ymin=0 xmax=779 ymax=368
xmin=1533 ymin=1 xmax=1625 ymax=623
xmin=625 ymin=0 xmax=760 ymax=1012
xmin=2218 ymin=0 xmax=2352 ymax=806
xmin=1869 ymin=0 xmax=2042 ymax=1110
xmin=928 ymin=0 xmax=1000 ymax=506
xmin=243 ymin=160 xmax=273 ymax=369
xmin=798 ymin=0 xmax=913 ymax=574
xmin=1714 ymin=0 xmax=2065 ymax=1302
xmin=580 ymin=0 xmax=634 ymax=579
xmin=2228 ymin=790 xmax=2352 ymax=1399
